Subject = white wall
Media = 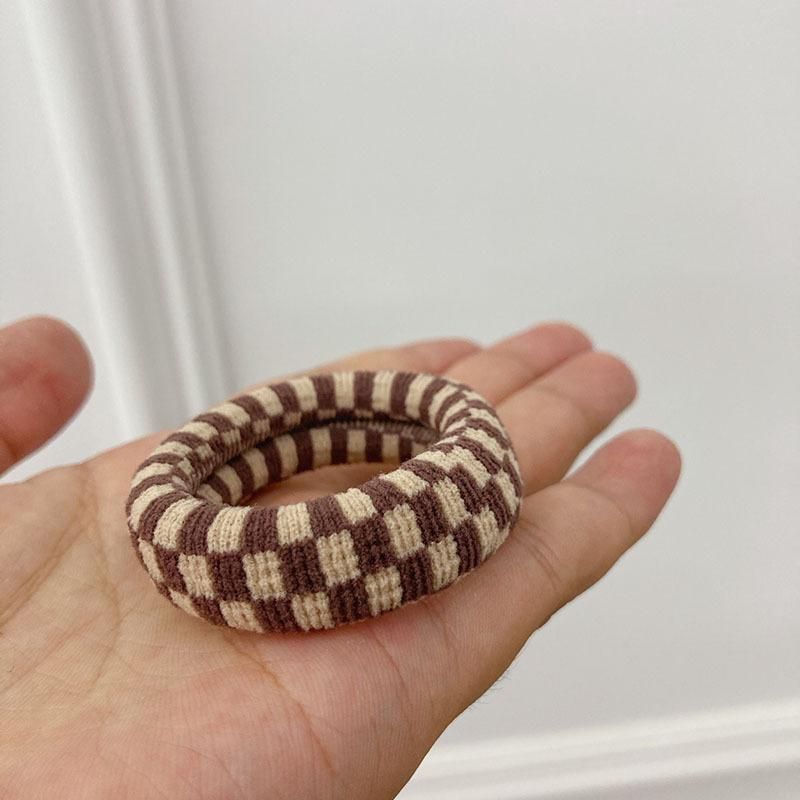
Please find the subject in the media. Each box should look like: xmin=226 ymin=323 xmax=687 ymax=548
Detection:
xmin=2 ymin=1 xmax=798 ymax=797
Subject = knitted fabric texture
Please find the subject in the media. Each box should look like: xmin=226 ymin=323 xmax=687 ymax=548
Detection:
xmin=126 ymin=370 xmax=523 ymax=633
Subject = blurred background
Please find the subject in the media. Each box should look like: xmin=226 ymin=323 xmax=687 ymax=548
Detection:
xmin=1 ymin=1 xmax=798 ymax=797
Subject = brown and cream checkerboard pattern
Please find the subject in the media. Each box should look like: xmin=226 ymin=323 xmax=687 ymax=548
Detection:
xmin=126 ymin=371 xmax=522 ymax=633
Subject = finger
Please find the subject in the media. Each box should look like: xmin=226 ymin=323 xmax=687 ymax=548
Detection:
xmin=310 ymin=337 xmax=480 ymax=376
xmin=450 ymin=430 xmax=680 ymax=712
xmin=499 ymin=350 xmax=638 ymax=493
xmin=512 ymin=428 xmax=682 ymax=608
xmin=242 ymin=337 xmax=481 ymax=392
xmin=242 ymin=326 xmax=591 ymax=506
xmin=417 ymin=428 xmax=682 ymax=720
xmin=558 ymin=429 xmax=683 ymax=591
xmin=444 ymin=322 xmax=592 ymax=403
xmin=253 ymin=326 xmax=594 ymax=505
xmin=0 ymin=316 xmax=93 ymax=474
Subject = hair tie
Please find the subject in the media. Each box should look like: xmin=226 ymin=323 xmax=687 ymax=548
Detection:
xmin=126 ymin=371 xmax=522 ymax=633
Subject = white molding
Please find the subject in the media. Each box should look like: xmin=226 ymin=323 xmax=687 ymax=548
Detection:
xmin=399 ymin=700 xmax=800 ymax=799
xmin=21 ymin=0 xmax=230 ymax=436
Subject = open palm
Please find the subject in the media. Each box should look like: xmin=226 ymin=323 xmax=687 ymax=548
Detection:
xmin=0 ymin=317 xmax=680 ymax=799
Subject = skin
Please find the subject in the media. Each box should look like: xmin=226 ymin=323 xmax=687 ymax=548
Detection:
xmin=0 ymin=316 xmax=681 ymax=800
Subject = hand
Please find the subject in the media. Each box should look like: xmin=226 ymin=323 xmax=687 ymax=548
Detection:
xmin=0 ymin=316 xmax=680 ymax=799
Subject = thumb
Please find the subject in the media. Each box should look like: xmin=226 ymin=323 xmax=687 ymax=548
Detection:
xmin=0 ymin=316 xmax=93 ymax=475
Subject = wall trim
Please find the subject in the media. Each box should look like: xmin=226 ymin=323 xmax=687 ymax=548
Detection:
xmin=22 ymin=0 xmax=230 ymax=436
xmin=400 ymin=699 xmax=800 ymax=799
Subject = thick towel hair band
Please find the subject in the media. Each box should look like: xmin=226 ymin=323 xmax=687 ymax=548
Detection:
xmin=126 ymin=371 xmax=523 ymax=633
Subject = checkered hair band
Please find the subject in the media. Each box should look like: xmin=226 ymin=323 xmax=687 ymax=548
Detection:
xmin=126 ymin=370 xmax=523 ymax=633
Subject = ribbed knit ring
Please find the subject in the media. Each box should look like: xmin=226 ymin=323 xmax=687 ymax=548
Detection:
xmin=126 ymin=371 xmax=523 ymax=633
